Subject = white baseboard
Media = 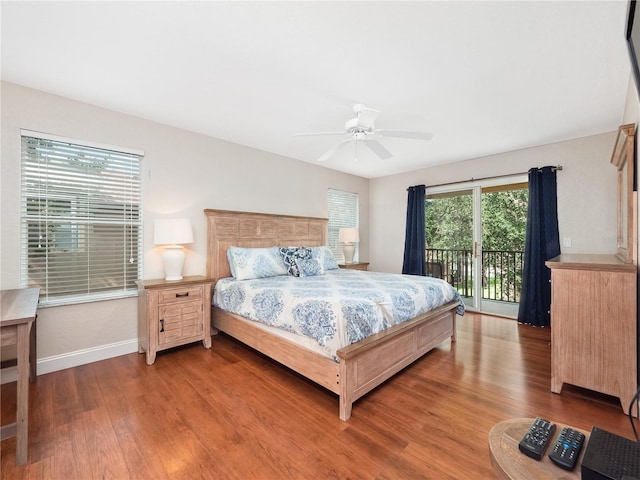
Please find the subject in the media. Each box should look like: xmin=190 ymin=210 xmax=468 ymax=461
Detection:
xmin=0 ymin=338 xmax=139 ymax=384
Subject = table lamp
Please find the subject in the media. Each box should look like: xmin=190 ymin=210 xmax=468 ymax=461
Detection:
xmin=154 ymin=218 xmax=194 ymax=280
xmin=338 ymin=227 xmax=359 ymax=264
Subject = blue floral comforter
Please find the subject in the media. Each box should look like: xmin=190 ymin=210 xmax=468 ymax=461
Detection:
xmin=213 ymin=269 xmax=464 ymax=360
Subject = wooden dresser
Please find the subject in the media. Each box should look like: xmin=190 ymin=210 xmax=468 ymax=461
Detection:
xmin=546 ymin=254 xmax=637 ymax=412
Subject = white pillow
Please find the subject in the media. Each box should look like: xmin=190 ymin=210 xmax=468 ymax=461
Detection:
xmin=227 ymin=246 xmax=288 ymax=280
xmin=311 ymin=246 xmax=340 ymax=271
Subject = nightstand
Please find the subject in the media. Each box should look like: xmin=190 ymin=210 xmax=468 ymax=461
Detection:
xmin=137 ymin=276 xmax=214 ymax=365
xmin=339 ymin=262 xmax=369 ymax=271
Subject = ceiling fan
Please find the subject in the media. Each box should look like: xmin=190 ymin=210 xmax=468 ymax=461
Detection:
xmin=296 ymin=104 xmax=433 ymax=162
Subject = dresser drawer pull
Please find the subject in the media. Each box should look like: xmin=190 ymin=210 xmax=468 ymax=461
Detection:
xmin=160 ymin=319 xmax=165 ymax=332
xmin=176 ymin=292 xmax=189 ymax=298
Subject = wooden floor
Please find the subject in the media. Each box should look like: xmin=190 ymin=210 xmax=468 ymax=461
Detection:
xmin=1 ymin=312 xmax=634 ymax=479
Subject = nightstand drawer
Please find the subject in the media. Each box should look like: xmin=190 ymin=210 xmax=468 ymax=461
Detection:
xmin=158 ymin=285 xmax=203 ymax=305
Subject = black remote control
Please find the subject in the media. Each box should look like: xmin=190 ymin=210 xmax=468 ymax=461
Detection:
xmin=518 ymin=417 xmax=557 ymax=460
xmin=548 ymin=426 xmax=585 ymax=471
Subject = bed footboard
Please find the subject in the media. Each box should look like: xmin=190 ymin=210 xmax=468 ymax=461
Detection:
xmin=336 ymin=302 xmax=457 ymax=420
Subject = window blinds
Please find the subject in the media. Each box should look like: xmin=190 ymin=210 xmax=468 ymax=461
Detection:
xmin=20 ymin=133 xmax=143 ymax=306
xmin=327 ymin=188 xmax=359 ymax=263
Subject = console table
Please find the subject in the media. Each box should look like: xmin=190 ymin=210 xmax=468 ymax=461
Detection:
xmin=489 ymin=418 xmax=590 ymax=480
xmin=0 ymin=288 xmax=39 ymax=465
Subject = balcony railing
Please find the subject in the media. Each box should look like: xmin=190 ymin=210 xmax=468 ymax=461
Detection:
xmin=425 ymin=248 xmax=524 ymax=303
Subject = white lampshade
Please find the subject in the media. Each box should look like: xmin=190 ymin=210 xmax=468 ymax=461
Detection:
xmin=154 ymin=218 xmax=193 ymax=281
xmin=338 ymin=227 xmax=359 ymax=243
xmin=154 ymin=218 xmax=194 ymax=245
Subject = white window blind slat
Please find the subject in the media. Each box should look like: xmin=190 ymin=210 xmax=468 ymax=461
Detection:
xmin=20 ymin=129 xmax=145 ymax=156
xmin=21 ymin=134 xmax=143 ymax=306
xmin=327 ymin=188 xmax=359 ymax=263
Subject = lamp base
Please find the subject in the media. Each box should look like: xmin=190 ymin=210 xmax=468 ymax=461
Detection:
xmin=342 ymin=244 xmax=355 ymax=264
xmin=162 ymin=246 xmax=186 ymax=281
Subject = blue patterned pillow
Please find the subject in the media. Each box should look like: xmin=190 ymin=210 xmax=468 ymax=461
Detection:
xmin=227 ymin=246 xmax=288 ymax=280
xmin=279 ymin=246 xmax=312 ymax=277
xmin=311 ymin=246 xmax=340 ymax=271
xmin=295 ymin=257 xmax=325 ymax=277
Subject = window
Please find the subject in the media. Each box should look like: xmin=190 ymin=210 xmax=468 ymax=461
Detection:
xmin=21 ymin=131 xmax=143 ymax=306
xmin=327 ymin=188 xmax=359 ymax=263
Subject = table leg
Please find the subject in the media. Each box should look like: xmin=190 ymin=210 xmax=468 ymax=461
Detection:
xmin=29 ymin=317 xmax=37 ymax=383
xmin=15 ymin=321 xmax=31 ymax=465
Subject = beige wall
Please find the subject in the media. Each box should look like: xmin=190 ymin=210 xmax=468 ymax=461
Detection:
xmin=0 ymin=79 xmax=627 ymax=375
xmin=0 ymin=82 xmax=369 ymax=370
xmin=369 ymin=132 xmax=618 ymax=274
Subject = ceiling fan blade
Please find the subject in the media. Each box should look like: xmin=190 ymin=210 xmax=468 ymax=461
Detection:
xmin=318 ymin=139 xmax=351 ymax=162
xmin=294 ymin=131 xmax=347 ymax=137
xmin=377 ymin=129 xmax=433 ymax=140
xmin=365 ymin=139 xmax=393 ymax=160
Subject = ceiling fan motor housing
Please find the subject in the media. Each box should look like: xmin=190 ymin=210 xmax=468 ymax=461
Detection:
xmin=345 ymin=117 xmax=374 ymax=135
xmin=353 ymin=131 xmax=367 ymax=141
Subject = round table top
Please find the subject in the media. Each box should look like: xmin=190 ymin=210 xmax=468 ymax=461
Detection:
xmin=489 ymin=418 xmax=590 ymax=480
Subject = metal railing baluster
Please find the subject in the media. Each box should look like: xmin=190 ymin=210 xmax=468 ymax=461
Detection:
xmin=426 ymin=248 xmax=524 ymax=303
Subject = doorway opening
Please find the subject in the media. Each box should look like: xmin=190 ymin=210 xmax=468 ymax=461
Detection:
xmin=425 ymin=180 xmax=528 ymax=317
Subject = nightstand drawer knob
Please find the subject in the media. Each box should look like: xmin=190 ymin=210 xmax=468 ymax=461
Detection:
xmin=176 ymin=292 xmax=189 ymax=298
xmin=160 ymin=319 xmax=164 ymax=332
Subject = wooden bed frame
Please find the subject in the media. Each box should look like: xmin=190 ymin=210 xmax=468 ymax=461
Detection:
xmin=205 ymin=209 xmax=459 ymax=420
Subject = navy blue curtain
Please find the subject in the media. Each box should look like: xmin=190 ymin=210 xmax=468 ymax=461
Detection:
xmin=518 ymin=166 xmax=560 ymax=327
xmin=402 ymin=184 xmax=426 ymax=275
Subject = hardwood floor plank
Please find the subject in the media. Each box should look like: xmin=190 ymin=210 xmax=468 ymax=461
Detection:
xmin=1 ymin=312 xmax=635 ymax=479
xmin=52 ymin=422 xmax=93 ymax=479
xmin=109 ymin=408 xmax=171 ymax=479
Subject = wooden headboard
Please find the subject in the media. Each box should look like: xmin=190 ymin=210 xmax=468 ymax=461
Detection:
xmin=204 ymin=209 xmax=328 ymax=280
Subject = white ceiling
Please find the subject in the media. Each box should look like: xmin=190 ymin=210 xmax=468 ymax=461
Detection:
xmin=1 ymin=1 xmax=633 ymax=178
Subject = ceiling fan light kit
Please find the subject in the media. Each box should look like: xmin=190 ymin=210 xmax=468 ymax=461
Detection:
xmin=296 ymin=104 xmax=433 ymax=162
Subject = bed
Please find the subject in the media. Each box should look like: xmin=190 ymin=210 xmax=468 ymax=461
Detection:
xmin=205 ymin=209 xmax=462 ymax=420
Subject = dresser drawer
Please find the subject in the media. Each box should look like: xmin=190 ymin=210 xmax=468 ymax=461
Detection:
xmin=157 ymin=285 xmax=203 ymax=305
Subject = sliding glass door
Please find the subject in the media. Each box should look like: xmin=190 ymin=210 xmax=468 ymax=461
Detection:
xmin=426 ymin=189 xmax=476 ymax=309
xmin=425 ymin=177 xmax=528 ymax=317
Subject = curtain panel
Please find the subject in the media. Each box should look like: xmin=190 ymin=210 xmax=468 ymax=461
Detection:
xmin=518 ymin=166 xmax=560 ymax=327
xmin=402 ymin=184 xmax=426 ymax=275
